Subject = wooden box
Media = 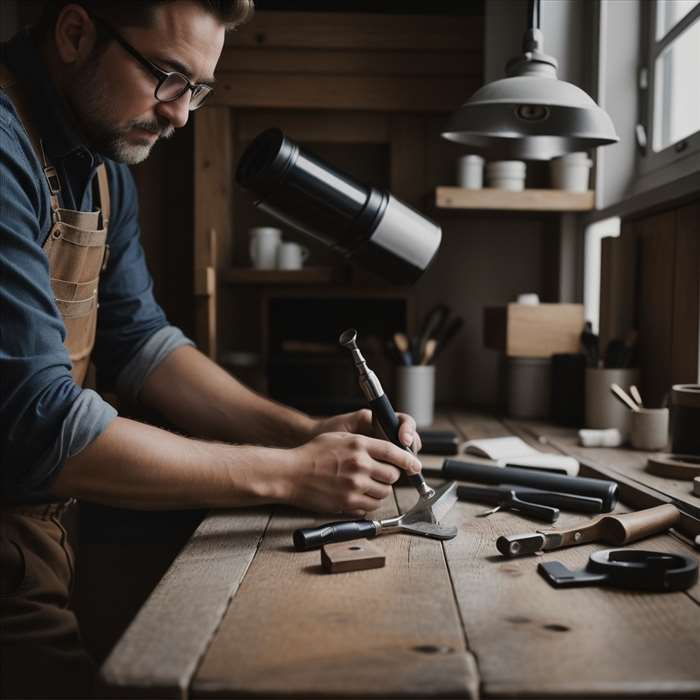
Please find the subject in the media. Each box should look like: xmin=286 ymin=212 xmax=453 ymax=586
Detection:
xmin=483 ymin=303 xmax=584 ymax=357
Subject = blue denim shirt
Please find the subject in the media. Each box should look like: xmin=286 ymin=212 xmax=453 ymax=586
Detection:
xmin=1 ymin=30 xmax=192 ymax=502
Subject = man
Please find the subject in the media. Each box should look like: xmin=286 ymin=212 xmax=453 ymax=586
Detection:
xmin=0 ymin=2 xmax=422 ymax=696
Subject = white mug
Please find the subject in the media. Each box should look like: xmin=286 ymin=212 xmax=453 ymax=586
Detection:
xmin=276 ymin=241 xmax=309 ymax=270
xmin=249 ymin=227 xmax=281 ymax=269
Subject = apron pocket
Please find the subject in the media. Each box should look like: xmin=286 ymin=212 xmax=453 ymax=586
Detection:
xmin=55 ymin=296 xmax=98 ymax=364
xmin=45 ymin=225 xmax=107 ymax=284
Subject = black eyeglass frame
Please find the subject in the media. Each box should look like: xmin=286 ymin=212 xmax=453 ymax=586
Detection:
xmin=91 ymin=14 xmax=213 ymax=111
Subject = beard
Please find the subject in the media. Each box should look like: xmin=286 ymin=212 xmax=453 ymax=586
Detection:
xmin=67 ymin=58 xmax=175 ymax=165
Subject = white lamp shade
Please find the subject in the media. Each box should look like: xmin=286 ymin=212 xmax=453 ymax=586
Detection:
xmin=442 ymin=75 xmax=618 ymax=160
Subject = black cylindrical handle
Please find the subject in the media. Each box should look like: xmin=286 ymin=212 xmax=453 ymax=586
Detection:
xmin=369 ymin=394 xmax=428 ymax=492
xmin=292 ymin=520 xmax=377 ymax=551
xmin=443 ymin=459 xmax=618 ymax=511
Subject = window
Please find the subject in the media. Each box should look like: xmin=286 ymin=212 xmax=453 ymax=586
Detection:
xmin=641 ymin=1 xmax=700 ymax=171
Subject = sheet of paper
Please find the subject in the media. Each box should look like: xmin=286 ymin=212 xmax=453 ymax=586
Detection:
xmin=463 ymin=436 xmax=539 ymax=460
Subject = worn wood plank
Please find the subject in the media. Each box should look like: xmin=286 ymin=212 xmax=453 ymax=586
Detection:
xmin=238 ymin=110 xmax=390 ymax=144
xmin=673 ymin=202 xmax=700 ymax=385
xmin=390 ymin=115 xmax=427 ymax=210
xmin=100 ymin=508 xmax=271 ymax=699
xmin=439 ymin=413 xmax=700 ymax=697
xmin=225 ymin=12 xmax=484 ymax=52
xmin=192 ymin=497 xmax=478 ymax=698
xmin=639 ymin=210 xmax=677 ymax=407
xmin=208 ymin=73 xmax=478 ymax=112
xmin=219 ymin=47 xmax=482 ymax=77
xmin=436 ymin=187 xmax=595 ymax=212
xmin=194 ymin=108 xmax=232 ymax=358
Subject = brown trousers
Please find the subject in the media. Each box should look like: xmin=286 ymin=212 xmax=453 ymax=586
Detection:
xmin=0 ymin=503 xmax=95 ymax=699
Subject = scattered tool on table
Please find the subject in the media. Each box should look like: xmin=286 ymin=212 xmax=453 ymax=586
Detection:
xmin=458 ymin=484 xmax=603 ymax=523
xmin=321 ymin=540 xmax=385 ymax=573
xmin=292 ymin=329 xmax=459 ymax=551
xmin=497 ymin=504 xmax=681 ymax=557
xmin=340 ymin=328 xmax=436 ymax=501
xmin=419 ymin=429 xmax=461 ymax=455
xmin=538 ymin=548 xmax=698 ymax=592
xmin=646 ymin=453 xmax=700 ymax=480
xmin=443 ymin=460 xmax=619 ymax=511
xmin=293 ymin=481 xmax=458 ymax=550
xmin=609 ymin=383 xmax=641 ymax=412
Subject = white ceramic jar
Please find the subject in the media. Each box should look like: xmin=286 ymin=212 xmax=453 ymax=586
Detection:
xmin=456 ymin=154 xmax=484 ymax=189
xmin=486 ymin=160 xmax=526 ymax=191
xmin=550 ymin=152 xmax=592 ymax=192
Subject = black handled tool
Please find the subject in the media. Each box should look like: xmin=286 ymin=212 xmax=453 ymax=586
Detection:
xmin=339 ymin=329 xmax=434 ymax=500
xmin=538 ymin=548 xmax=698 ymax=592
xmin=457 ymin=484 xmax=603 ymax=523
xmin=293 ymin=481 xmax=458 ymax=550
xmin=443 ymin=459 xmax=618 ymax=512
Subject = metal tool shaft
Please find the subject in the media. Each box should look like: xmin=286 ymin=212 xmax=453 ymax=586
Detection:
xmin=339 ymin=329 xmax=434 ymax=500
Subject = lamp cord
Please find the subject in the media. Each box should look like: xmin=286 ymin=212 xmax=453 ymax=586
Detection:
xmin=527 ymin=0 xmax=541 ymax=30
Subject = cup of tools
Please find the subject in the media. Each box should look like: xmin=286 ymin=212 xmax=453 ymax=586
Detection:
xmin=585 ymin=367 xmax=638 ymax=435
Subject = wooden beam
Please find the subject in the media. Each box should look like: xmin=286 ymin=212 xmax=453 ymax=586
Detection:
xmin=218 ymin=47 xmax=482 ymax=77
xmin=207 ymin=74 xmax=478 ymax=112
xmin=237 ymin=110 xmax=390 ymax=144
xmin=436 ymin=187 xmax=595 ymax=212
xmin=226 ymin=12 xmax=483 ymax=51
xmin=193 ymin=108 xmax=232 ymax=359
xmin=100 ymin=509 xmax=271 ymax=699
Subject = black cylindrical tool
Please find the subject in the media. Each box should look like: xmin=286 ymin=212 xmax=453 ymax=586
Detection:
xmin=442 ymin=459 xmax=618 ymax=511
xmin=236 ymin=129 xmax=441 ymax=285
xmin=339 ymin=329 xmax=434 ymax=500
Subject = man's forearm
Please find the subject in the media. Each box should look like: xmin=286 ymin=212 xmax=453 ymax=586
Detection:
xmin=51 ymin=415 xmax=292 ymax=510
xmin=138 ymin=345 xmax=316 ymax=446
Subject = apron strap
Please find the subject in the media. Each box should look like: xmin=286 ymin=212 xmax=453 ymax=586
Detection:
xmin=94 ymin=163 xmax=111 ymax=228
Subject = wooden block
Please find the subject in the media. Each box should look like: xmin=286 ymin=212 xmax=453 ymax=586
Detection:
xmin=694 ymin=477 xmax=700 ymax=497
xmin=321 ymin=539 xmax=385 ymax=573
xmin=483 ymin=303 xmax=584 ymax=357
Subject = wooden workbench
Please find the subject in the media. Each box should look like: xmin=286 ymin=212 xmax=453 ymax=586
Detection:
xmin=100 ymin=411 xmax=700 ymax=699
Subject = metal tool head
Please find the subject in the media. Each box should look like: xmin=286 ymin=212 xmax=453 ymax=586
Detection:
xmin=339 ymin=329 xmax=358 ymax=349
xmin=401 ymin=521 xmax=458 ymax=540
xmin=402 ymin=481 xmax=458 ymax=526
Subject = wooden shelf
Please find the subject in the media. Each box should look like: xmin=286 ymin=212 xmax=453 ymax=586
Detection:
xmin=223 ymin=267 xmax=340 ymax=285
xmin=435 ymin=186 xmax=595 ymax=212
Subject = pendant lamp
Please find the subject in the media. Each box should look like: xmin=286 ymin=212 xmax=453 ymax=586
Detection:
xmin=442 ymin=0 xmax=618 ymax=159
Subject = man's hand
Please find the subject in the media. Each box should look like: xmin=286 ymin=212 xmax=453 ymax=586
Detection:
xmin=282 ymin=431 xmax=422 ymax=516
xmin=311 ymin=409 xmax=423 ymax=453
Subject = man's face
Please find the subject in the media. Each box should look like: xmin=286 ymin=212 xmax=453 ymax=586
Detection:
xmin=63 ymin=1 xmax=225 ymax=164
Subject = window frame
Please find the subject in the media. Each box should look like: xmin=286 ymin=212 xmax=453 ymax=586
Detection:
xmin=639 ymin=1 xmax=700 ymax=176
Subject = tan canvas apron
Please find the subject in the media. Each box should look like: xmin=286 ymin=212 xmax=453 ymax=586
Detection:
xmin=0 ymin=63 xmax=109 ymax=698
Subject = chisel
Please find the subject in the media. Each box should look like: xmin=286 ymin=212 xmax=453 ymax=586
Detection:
xmin=496 ymin=504 xmax=681 ymax=558
xmin=340 ymin=329 xmax=435 ymax=500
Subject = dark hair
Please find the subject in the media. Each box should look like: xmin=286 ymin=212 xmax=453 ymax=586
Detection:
xmin=36 ymin=1 xmax=254 ymax=39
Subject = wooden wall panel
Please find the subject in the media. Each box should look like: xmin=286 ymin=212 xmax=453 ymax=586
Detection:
xmin=194 ymin=108 xmax=233 ymax=358
xmin=226 ymin=11 xmax=483 ymax=51
xmin=672 ymin=201 xmax=700 ymax=385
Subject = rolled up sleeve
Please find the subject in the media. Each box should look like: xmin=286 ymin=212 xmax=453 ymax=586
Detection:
xmin=0 ymin=122 xmax=117 ymax=501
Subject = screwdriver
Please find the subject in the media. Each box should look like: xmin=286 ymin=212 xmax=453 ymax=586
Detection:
xmin=339 ymin=329 xmax=434 ymax=500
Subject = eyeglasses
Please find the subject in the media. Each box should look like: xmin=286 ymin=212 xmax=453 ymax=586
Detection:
xmin=92 ymin=15 xmax=213 ymax=111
